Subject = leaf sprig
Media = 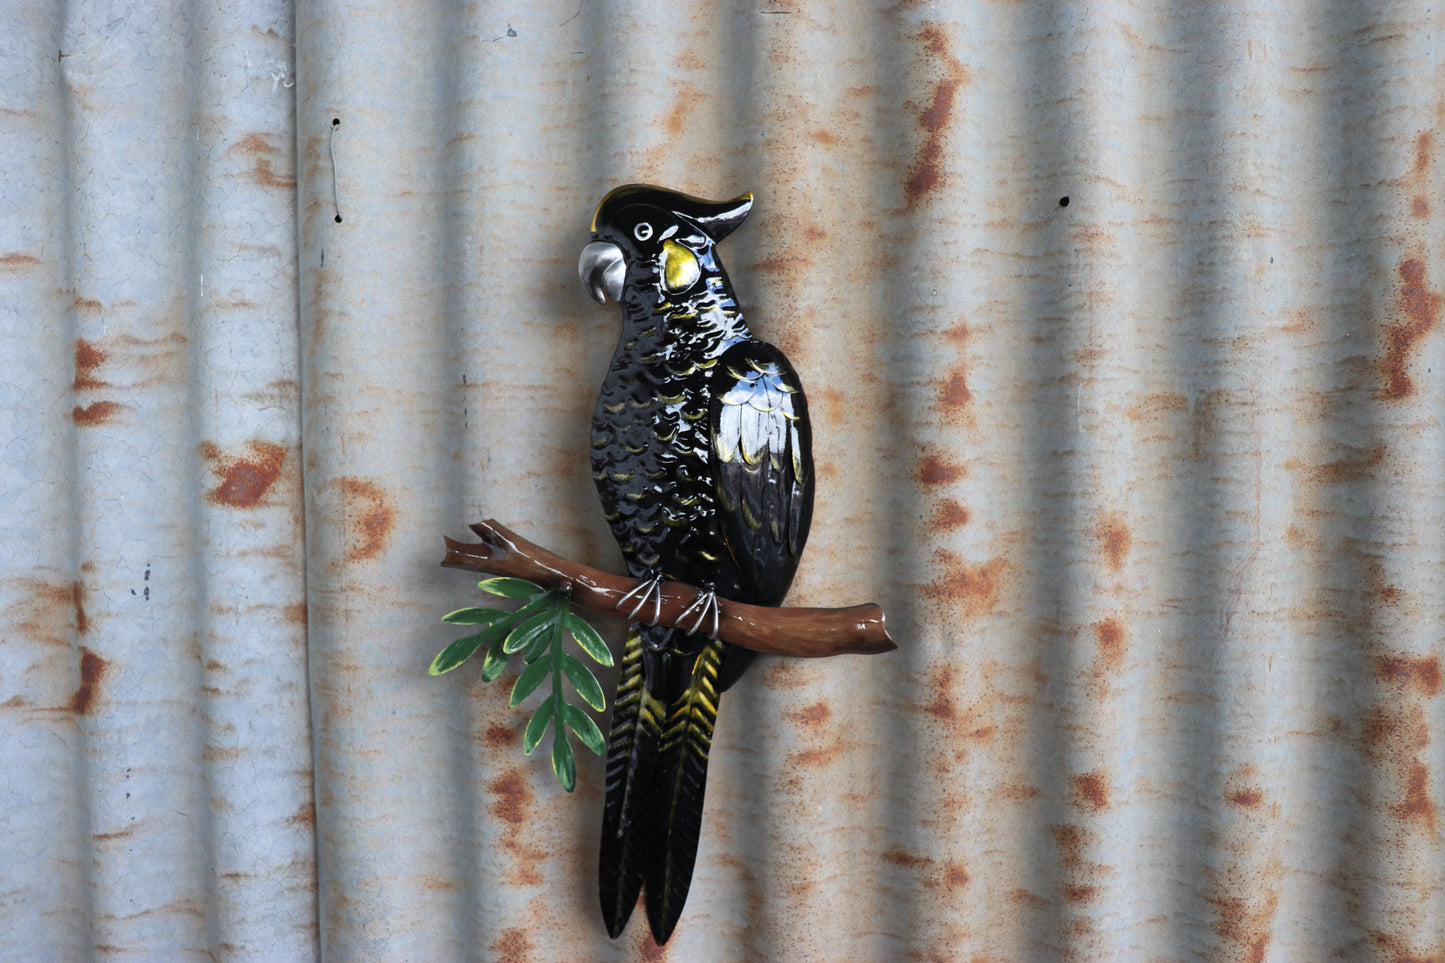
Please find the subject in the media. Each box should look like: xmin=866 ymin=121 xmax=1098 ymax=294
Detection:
xmin=432 ymin=577 xmax=614 ymax=791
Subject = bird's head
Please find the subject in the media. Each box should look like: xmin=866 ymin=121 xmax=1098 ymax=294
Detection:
xmin=578 ymin=184 xmax=753 ymax=304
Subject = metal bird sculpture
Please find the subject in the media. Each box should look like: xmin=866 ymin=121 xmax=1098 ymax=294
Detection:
xmin=579 ymin=184 xmax=814 ymax=944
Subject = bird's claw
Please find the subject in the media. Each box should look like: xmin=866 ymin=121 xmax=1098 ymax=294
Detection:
xmin=678 ymin=585 xmax=720 ymax=639
xmin=617 ymin=573 xmax=665 ymax=625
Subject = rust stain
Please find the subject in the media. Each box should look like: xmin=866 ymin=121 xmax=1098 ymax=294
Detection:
xmin=937 ymin=370 xmax=971 ymax=408
xmin=661 ymin=83 xmax=704 ymax=138
xmin=204 ymin=441 xmax=288 ymax=508
xmin=1365 ymin=704 xmax=1428 ymax=754
xmin=931 ymin=499 xmax=970 ymax=530
xmin=288 ymin=801 xmax=317 ymax=828
xmin=489 ymin=769 xmax=531 ymax=827
xmin=1093 ymin=616 xmax=1125 ymax=673
xmin=1065 ymin=885 xmax=1097 ymax=904
xmin=13 ymin=580 xmax=85 ymax=647
xmin=339 ymin=478 xmax=395 ymax=564
xmin=284 ymin=602 xmax=308 ymax=625
xmin=1289 ymin=442 xmax=1386 ymax=484
xmin=1411 ymin=131 xmax=1434 ymax=218
xmin=789 ymin=701 xmax=830 ymax=727
xmin=1071 ymin=770 xmax=1110 ymax=811
xmin=905 ymin=25 xmax=970 ymax=206
xmin=1378 ymin=258 xmax=1441 ymax=401
xmin=485 ymin=723 xmax=517 ymax=749
xmin=0 ymin=252 xmax=41 ymax=270
xmin=883 ymin=849 xmax=930 ymax=871
xmin=71 ymin=401 xmax=121 ymax=426
xmin=72 ymin=582 xmax=88 ymax=634
xmin=72 ymin=293 xmax=103 ymax=314
xmin=925 ymin=665 xmax=958 ymax=721
xmin=1095 ymin=512 xmax=1132 ymax=572
xmin=923 ymin=552 xmax=1005 ymax=617
xmin=1052 ymin=823 xmax=1087 ymax=869
xmin=1212 ymin=891 xmax=1279 ymax=963
xmin=1394 ymin=759 xmax=1440 ymax=835
xmin=915 ymin=451 xmax=966 ymax=485
xmin=74 ymin=338 xmax=108 ymax=389
xmin=69 ymin=647 xmax=107 ymax=714
xmin=492 ymin=927 xmax=534 ymax=963
xmin=234 ymin=133 xmax=272 ymax=155
xmin=1226 ymin=786 xmax=1264 ymax=809
xmin=1374 ymin=654 xmax=1442 ymax=697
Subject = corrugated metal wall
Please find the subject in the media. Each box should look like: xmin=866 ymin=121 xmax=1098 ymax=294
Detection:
xmin=3 ymin=1 xmax=1442 ymax=960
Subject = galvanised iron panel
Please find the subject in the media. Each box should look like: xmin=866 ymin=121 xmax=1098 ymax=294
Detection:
xmin=2 ymin=1 xmax=1441 ymax=960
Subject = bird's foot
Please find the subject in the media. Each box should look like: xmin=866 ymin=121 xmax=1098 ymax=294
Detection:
xmin=617 ymin=572 xmax=665 ymax=626
xmin=678 ymin=584 xmax=720 ymax=639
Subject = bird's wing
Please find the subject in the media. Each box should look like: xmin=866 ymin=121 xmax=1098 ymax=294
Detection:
xmin=709 ymin=339 xmax=814 ymax=603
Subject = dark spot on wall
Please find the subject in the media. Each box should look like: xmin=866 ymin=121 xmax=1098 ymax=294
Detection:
xmin=490 ymin=769 xmax=532 ymax=826
xmin=69 ymin=647 xmax=107 ymax=714
xmin=916 ymin=452 xmax=966 ymax=485
xmin=931 ymin=499 xmax=969 ymax=529
xmin=1095 ymin=513 xmax=1131 ymax=572
xmin=72 ymin=401 xmax=121 ymax=426
xmin=1071 ymin=770 xmax=1109 ymax=811
xmin=339 ymin=478 xmax=395 ymax=563
xmin=1227 ymin=786 xmax=1264 ymax=809
xmin=1374 ymin=654 xmax=1442 ymax=697
xmin=1065 ymin=885 xmax=1097 ymax=904
xmin=74 ymin=338 xmax=108 ymax=389
xmin=1379 ymin=258 xmax=1441 ymax=401
xmin=205 ymin=441 xmax=288 ymax=508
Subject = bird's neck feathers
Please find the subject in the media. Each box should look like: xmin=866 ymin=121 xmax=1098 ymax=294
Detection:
xmin=615 ymin=262 xmax=752 ymax=362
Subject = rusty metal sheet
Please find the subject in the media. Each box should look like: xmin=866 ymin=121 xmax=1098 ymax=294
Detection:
xmin=3 ymin=0 xmax=1443 ymax=960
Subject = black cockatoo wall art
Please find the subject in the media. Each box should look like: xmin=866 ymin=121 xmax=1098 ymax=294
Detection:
xmin=579 ymin=184 xmax=815 ymax=944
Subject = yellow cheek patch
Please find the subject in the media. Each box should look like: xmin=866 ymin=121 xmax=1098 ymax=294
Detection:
xmin=662 ymin=239 xmax=701 ymax=293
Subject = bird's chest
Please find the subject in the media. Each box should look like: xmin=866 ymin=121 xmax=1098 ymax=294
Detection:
xmin=590 ymin=349 xmax=718 ymax=575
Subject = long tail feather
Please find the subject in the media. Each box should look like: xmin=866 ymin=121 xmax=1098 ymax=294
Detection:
xmin=598 ymin=628 xmax=664 ymax=938
xmin=645 ymin=635 xmax=726 ymax=944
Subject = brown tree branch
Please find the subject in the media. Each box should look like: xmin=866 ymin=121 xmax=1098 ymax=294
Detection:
xmin=441 ymin=520 xmax=897 ymax=657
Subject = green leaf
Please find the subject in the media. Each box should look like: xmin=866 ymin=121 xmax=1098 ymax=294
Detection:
xmin=523 ymin=698 xmax=556 ymax=755
xmin=429 ymin=632 xmax=489 ymax=676
xmin=522 ymin=618 xmax=556 ymax=663
xmin=478 ymin=577 xmax=544 ymax=599
xmin=552 ymin=730 xmax=577 ymax=792
xmin=479 ymin=630 xmax=511 ymax=681
xmin=510 ymin=658 xmax=552 ymax=707
xmin=561 ymin=701 xmax=606 ymax=757
xmin=566 ymin=612 xmax=614 ymax=667
xmin=441 ymin=606 xmax=509 ymax=625
xmin=504 ymin=611 xmax=553 ymax=654
xmin=561 ymin=653 xmax=607 ymax=711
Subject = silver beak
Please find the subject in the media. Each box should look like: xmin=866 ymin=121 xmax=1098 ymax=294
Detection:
xmin=579 ymin=240 xmax=625 ymax=304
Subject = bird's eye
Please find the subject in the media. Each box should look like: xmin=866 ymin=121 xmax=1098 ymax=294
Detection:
xmin=633 ymin=222 xmax=653 ymax=241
